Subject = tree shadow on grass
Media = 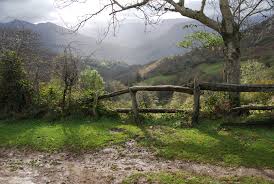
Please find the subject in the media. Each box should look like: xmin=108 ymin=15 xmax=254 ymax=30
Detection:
xmin=139 ymin=120 xmax=274 ymax=169
xmin=0 ymin=120 xmax=53 ymax=150
xmin=0 ymin=118 xmax=128 ymax=151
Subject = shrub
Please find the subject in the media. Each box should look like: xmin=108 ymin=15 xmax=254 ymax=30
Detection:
xmin=241 ymin=60 xmax=273 ymax=105
xmin=79 ymin=68 xmax=105 ymax=97
xmin=37 ymin=79 xmax=63 ymax=119
xmin=0 ymin=51 xmax=33 ymax=116
xmin=78 ymin=68 xmax=105 ymax=116
xmin=137 ymin=91 xmax=159 ymax=108
xmin=202 ymin=91 xmax=231 ymax=115
xmin=169 ymin=92 xmax=190 ymax=109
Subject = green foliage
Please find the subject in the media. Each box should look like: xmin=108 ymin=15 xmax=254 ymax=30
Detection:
xmin=202 ymin=91 xmax=231 ymax=115
xmin=240 ymin=60 xmax=274 ymax=105
xmin=137 ymin=91 xmax=159 ymax=108
xmin=76 ymin=68 xmax=106 ymax=116
xmin=241 ymin=60 xmax=273 ymax=84
xmin=198 ymin=62 xmax=223 ymax=75
xmin=79 ymin=68 xmax=105 ymax=97
xmin=123 ymin=172 xmax=273 ymax=184
xmin=169 ymin=92 xmax=191 ymax=109
xmin=178 ymin=31 xmax=223 ymax=49
xmin=0 ymin=51 xmax=32 ymax=115
xmin=37 ymin=79 xmax=63 ymax=119
xmin=39 ymin=79 xmax=63 ymax=108
xmin=141 ymin=75 xmax=177 ymax=85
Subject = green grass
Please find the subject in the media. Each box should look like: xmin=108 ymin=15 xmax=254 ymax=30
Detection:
xmin=123 ymin=171 xmax=273 ymax=184
xmin=139 ymin=119 xmax=274 ymax=169
xmin=0 ymin=117 xmax=143 ymax=152
xmin=0 ymin=117 xmax=273 ymax=169
xmin=141 ymin=74 xmax=177 ymax=85
xmin=198 ymin=62 xmax=223 ymax=75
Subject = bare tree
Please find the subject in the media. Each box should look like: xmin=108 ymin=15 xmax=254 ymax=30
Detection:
xmin=56 ymin=0 xmax=274 ymax=106
xmin=55 ymin=44 xmax=79 ymax=113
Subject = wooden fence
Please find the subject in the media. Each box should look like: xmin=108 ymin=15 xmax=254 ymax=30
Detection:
xmin=97 ymin=80 xmax=274 ymax=125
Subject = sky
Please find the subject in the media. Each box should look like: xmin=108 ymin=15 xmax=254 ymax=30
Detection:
xmin=0 ymin=0 xmax=212 ymax=23
xmin=0 ymin=0 xmax=217 ymax=35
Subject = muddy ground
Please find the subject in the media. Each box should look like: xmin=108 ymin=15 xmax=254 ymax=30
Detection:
xmin=0 ymin=140 xmax=274 ymax=184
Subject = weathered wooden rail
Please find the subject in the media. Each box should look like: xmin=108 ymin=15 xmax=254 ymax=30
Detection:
xmin=231 ymin=105 xmax=274 ymax=112
xmin=116 ymin=108 xmax=188 ymax=113
xmin=98 ymin=81 xmax=274 ymax=125
xmin=199 ymin=83 xmax=274 ymax=92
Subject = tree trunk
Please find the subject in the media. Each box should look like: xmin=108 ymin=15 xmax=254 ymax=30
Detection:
xmin=222 ymin=33 xmax=241 ymax=107
xmin=92 ymin=92 xmax=98 ymax=118
xmin=62 ymin=85 xmax=68 ymax=113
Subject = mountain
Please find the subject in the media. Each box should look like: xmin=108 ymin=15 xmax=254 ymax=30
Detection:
xmin=0 ymin=19 xmax=200 ymax=64
xmin=135 ymin=16 xmax=274 ymax=86
xmin=0 ymin=19 xmax=132 ymax=62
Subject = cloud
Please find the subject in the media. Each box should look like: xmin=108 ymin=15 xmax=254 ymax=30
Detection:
xmin=0 ymin=0 xmax=56 ymax=23
xmin=0 ymin=0 xmax=217 ymax=29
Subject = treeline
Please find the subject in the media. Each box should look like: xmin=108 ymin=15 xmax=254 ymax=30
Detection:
xmin=0 ymin=49 xmax=107 ymax=119
xmin=0 ymin=28 xmax=107 ymax=120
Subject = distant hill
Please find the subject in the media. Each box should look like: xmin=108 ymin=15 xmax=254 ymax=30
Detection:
xmin=135 ymin=16 xmax=274 ymax=86
xmin=0 ymin=19 xmax=203 ymax=64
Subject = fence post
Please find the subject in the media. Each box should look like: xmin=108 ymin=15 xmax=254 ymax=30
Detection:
xmin=192 ymin=78 xmax=201 ymax=125
xmin=129 ymin=89 xmax=141 ymax=124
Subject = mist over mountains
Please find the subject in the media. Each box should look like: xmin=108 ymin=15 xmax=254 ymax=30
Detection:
xmin=0 ymin=19 xmax=202 ymax=65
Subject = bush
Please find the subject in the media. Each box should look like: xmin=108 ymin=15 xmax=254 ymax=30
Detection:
xmin=137 ymin=91 xmax=159 ymax=108
xmin=79 ymin=68 xmax=105 ymax=97
xmin=169 ymin=92 xmax=190 ymax=109
xmin=0 ymin=51 xmax=33 ymax=115
xmin=202 ymin=91 xmax=231 ymax=116
xmin=26 ymin=79 xmax=64 ymax=119
xmin=240 ymin=60 xmax=274 ymax=105
xmin=77 ymin=69 xmax=105 ymax=116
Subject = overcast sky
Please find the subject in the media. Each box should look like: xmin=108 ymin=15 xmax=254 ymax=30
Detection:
xmin=1 ymin=1 xmax=214 ymax=22
xmin=0 ymin=0 xmax=218 ymax=35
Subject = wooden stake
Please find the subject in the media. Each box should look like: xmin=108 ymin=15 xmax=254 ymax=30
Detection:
xmin=192 ymin=78 xmax=201 ymax=125
xmin=129 ymin=89 xmax=141 ymax=124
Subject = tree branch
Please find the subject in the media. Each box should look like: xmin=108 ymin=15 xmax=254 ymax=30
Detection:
xmin=111 ymin=0 xmax=150 ymax=15
xmin=219 ymin=0 xmax=235 ymax=33
xmin=165 ymin=0 xmax=220 ymax=32
xmin=201 ymin=0 xmax=207 ymax=13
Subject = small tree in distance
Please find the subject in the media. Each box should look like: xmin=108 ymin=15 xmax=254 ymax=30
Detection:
xmin=80 ymin=68 xmax=105 ymax=117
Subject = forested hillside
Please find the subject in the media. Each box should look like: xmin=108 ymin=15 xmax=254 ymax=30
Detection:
xmin=135 ymin=16 xmax=274 ymax=86
xmin=0 ymin=19 xmax=197 ymax=64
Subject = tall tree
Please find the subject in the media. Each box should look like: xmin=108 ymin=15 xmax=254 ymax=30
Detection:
xmin=57 ymin=0 xmax=274 ymax=106
xmin=0 ymin=51 xmax=32 ymax=114
xmin=55 ymin=46 xmax=79 ymax=113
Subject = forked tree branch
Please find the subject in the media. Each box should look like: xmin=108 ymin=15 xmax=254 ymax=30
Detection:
xmin=164 ymin=0 xmax=220 ymax=32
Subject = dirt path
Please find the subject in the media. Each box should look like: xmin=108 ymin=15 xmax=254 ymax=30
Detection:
xmin=0 ymin=140 xmax=273 ymax=184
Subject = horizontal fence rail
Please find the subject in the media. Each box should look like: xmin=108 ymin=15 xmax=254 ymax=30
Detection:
xmin=116 ymin=108 xmax=188 ymax=113
xmin=130 ymin=85 xmax=193 ymax=94
xmin=98 ymin=89 xmax=130 ymax=100
xmin=200 ymin=83 xmax=274 ymax=92
xmin=231 ymin=105 xmax=274 ymax=112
